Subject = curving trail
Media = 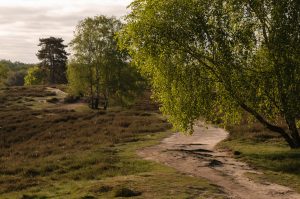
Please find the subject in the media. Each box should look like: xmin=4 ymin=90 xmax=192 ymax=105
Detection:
xmin=138 ymin=121 xmax=300 ymax=199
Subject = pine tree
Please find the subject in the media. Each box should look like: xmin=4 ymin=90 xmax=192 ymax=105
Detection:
xmin=37 ymin=37 xmax=68 ymax=84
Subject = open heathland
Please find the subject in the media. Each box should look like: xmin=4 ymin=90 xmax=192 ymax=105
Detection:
xmin=0 ymin=86 xmax=227 ymax=199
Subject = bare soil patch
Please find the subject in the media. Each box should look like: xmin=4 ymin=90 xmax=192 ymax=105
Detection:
xmin=138 ymin=121 xmax=300 ymax=199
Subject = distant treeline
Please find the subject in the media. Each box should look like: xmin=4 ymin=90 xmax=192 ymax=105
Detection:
xmin=0 ymin=59 xmax=34 ymax=87
xmin=0 ymin=59 xmax=32 ymax=70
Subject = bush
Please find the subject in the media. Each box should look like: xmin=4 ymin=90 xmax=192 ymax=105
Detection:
xmin=64 ymin=95 xmax=80 ymax=104
xmin=98 ymin=185 xmax=113 ymax=193
xmin=114 ymin=188 xmax=142 ymax=197
xmin=24 ymin=66 xmax=46 ymax=86
xmin=46 ymin=97 xmax=59 ymax=103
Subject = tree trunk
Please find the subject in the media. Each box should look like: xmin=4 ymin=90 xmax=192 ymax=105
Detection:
xmin=286 ymin=118 xmax=300 ymax=148
xmin=280 ymin=130 xmax=299 ymax=149
xmin=88 ymin=97 xmax=100 ymax=110
xmin=103 ymin=92 xmax=108 ymax=110
xmin=50 ymin=50 xmax=55 ymax=84
xmin=88 ymin=61 xmax=94 ymax=109
xmin=103 ymin=97 xmax=108 ymax=110
xmin=239 ymin=102 xmax=300 ymax=148
xmin=103 ymin=88 xmax=109 ymax=110
xmin=89 ymin=96 xmax=94 ymax=109
xmin=94 ymin=97 xmax=99 ymax=109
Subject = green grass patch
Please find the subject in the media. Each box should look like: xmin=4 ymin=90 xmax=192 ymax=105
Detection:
xmin=219 ymin=122 xmax=300 ymax=193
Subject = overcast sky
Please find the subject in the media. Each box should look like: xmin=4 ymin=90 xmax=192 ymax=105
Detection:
xmin=0 ymin=0 xmax=132 ymax=63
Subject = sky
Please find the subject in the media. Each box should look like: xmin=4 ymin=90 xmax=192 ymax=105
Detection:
xmin=0 ymin=0 xmax=133 ymax=63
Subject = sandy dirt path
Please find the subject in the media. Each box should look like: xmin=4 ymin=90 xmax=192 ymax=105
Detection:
xmin=138 ymin=121 xmax=300 ymax=199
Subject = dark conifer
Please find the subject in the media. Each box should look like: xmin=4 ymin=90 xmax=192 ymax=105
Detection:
xmin=37 ymin=37 xmax=69 ymax=84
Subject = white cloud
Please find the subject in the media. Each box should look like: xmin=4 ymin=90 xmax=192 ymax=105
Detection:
xmin=0 ymin=0 xmax=132 ymax=63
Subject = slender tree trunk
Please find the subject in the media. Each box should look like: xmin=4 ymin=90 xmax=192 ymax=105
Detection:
xmin=103 ymin=72 xmax=109 ymax=110
xmin=103 ymin=89 xmax=108 ymax=110
xmin=94 ymin=97 xmax=99 ymax=109
xmin=95 ymin=62 xmax=100 ymax=110
xmin=88 ymin=63 xmax=95 ymax=109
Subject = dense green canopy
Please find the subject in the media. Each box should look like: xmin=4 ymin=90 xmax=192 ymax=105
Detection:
xmin=119 ymin=0 xmax=300 ymax=148
xmin=69 ymin=15 xmax=144 ymax=109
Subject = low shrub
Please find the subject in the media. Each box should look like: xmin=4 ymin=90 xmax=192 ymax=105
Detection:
xmin=114 ymin=188 xmax=142 ymax=197
xmin=64 ymin=95 xmax=80 ymax=104
xmin=46 ymin=97 xmax=59 ymax=103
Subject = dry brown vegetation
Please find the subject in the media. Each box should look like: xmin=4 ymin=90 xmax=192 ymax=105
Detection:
xmin=0 ymin=86 xmax=233 ymax=199
xmin=0 ymin=86 xmax=171 ymax=196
